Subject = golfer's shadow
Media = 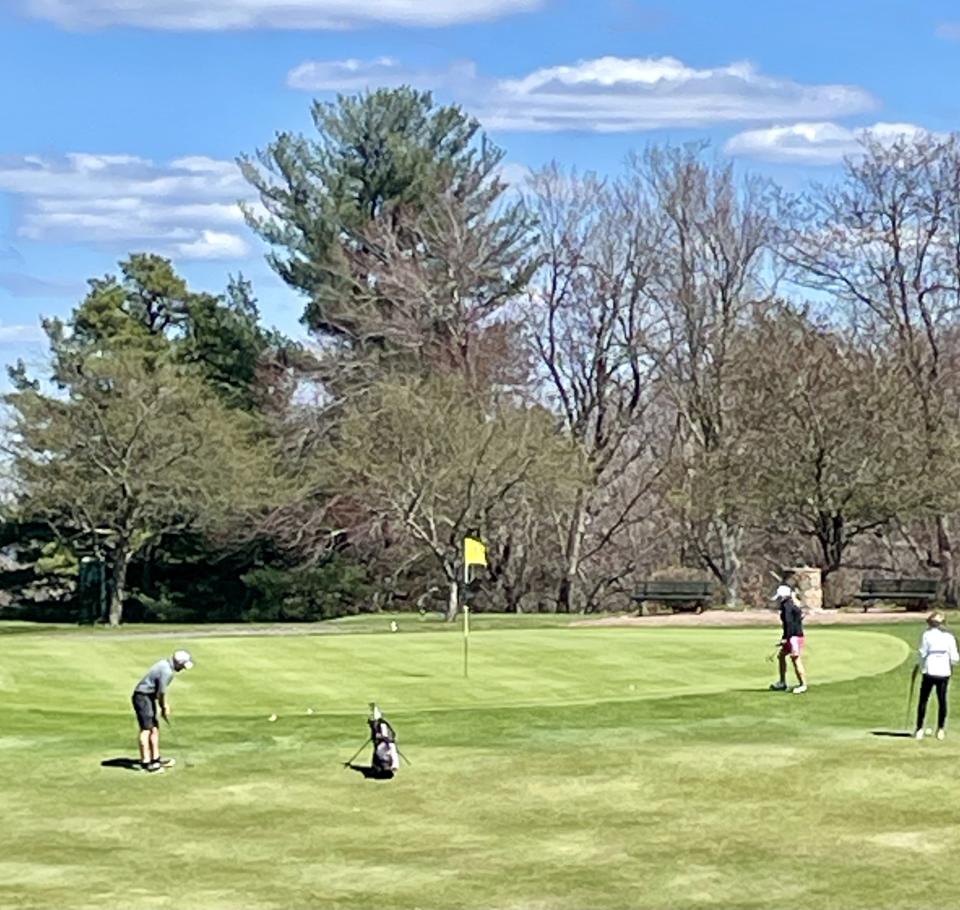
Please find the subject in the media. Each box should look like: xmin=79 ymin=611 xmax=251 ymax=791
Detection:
xmin=343 ymin=763 xmax=395 ymax=780
xmin=100 ymin=757 xmax=143 ymax=770
xmin=870 ymin=730 xmax=915 ymax=738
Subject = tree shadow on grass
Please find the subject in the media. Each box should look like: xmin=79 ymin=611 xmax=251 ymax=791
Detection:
xmin=100 ymin=757 xmax=143 ymax=770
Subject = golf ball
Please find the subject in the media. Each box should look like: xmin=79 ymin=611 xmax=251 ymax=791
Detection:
xmin=268 ymin=714 xmax=278 ymax=722
xmin=306 ymin=708 xmax=314 ymax=715
xmin=390 ymin=621 xmax=398 ymax=632
xmin=927 ymin=728 xmax=934 ymax=735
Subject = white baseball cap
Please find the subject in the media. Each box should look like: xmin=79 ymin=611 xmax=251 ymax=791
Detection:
xmin=772 ymin=584 xmax=792 ymax=601
xmin=172 ymin=649 xmax=194 ymax=670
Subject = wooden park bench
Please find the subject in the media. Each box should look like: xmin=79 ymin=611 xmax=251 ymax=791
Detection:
xmin=854 ymin=577 xmax=941 ymax=612
xmin=632 ymin=580 xmax=714 ymax=615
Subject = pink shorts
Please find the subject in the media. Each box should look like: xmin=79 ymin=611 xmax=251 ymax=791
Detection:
xmin=781 ymin=636 xmax=805 ymax=658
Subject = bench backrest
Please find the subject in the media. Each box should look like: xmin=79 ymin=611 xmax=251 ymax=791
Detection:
xmin=635 ymin=581 xmax=713 ymax=598
xmin=860 ymin=577 xmax=940 ymax=596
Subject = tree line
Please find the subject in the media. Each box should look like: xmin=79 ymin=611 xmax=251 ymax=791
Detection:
xmin=4 ymin=87 xmax=960 ymax=625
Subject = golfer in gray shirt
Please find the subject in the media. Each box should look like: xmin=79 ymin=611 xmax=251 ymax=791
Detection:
xmin=131 ymin=649 xmax=193 ymax=773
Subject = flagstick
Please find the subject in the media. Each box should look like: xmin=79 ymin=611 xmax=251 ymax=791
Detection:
xmin=463 ymin=559 xmax=470 ymax=679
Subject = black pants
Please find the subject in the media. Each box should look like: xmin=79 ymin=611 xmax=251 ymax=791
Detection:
xmin=916 ymin=674 xmax=950 ymax=731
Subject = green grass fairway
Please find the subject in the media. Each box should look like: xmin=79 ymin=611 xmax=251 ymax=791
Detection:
xmin=1 ymin=620 xmax=954 ymax=910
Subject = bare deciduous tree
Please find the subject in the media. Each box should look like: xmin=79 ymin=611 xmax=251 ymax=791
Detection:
xmin=635 ymin=145 xmax=776 ymax=606
xmin=525 ymin=165 xmax=669 ymax=612
xmin=327 ymin=375 xmax=583 ymax=619
xmin=732 ymin=306 xmax=925 ymax=603
xmin=780 ymin=133 xmax=960 ymax=601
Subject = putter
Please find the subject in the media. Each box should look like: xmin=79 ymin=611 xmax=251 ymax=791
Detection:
xmin=164 ymin=716 xmax=193 ymax=768
xmin=905 ymin=665 xmax=919 ymax=732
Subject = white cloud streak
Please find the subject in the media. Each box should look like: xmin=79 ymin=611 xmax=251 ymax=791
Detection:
xmin=286 ymin=58 xmax=478 ymax=92
xmin=287 ymin=55 xmax=876 ymax=132
xmin=0 ymin=321 xmax=46 ymax=345
xmin=936 ymin=22 xmax=960 ymax=40
xmin=0 ymin=154 xmax=257 ymax=260
xmin=0 ymin=273 xmax=82 ymax=299
xmin=724 ymin=122 xmax=938 ymax=165
xmin=22 ymin=0 xmax=541 ymax=30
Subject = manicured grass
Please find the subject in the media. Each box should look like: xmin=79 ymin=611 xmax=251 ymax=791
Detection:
xmin=0 ymin=619 xmax=951 ymax=910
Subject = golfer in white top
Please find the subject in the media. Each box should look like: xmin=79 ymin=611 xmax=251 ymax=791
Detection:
xmin=915 ymin=612 xmax=959 ymax=740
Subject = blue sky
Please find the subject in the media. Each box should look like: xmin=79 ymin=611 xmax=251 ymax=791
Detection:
xmin=2 ymin=0 xmax=960 ymax=383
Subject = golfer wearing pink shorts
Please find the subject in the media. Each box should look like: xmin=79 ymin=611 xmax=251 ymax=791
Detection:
xmin=769 ymin=581 xmax=808 ymax=694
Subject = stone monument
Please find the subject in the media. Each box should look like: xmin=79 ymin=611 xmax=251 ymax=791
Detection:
xmin=789 ymin=566 xmax=823 ymax=611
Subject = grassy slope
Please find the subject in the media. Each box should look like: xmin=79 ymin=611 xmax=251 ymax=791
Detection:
xmin=0 ymin=620 xmax=951 ymax=910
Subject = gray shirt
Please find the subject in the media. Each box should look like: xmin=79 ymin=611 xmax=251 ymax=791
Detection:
xmin=134 ymin=659 xmax=176 ymax=697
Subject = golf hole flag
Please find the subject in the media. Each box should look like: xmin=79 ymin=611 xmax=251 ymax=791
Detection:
xmin=461 ymin=536 xmax=487 ymax=679
xmin=464 ymin=536 xmax=487 ymax=570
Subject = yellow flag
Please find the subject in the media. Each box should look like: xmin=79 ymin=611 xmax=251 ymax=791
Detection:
xmin=464 ymin=536 xmax=487 ymax=567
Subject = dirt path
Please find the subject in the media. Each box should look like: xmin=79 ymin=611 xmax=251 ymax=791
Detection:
xmin=573 ymin=610 xmax=924 ymax=628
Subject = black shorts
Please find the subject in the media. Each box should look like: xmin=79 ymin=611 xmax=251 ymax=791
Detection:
xmin=132 ymin=692 xmax=159 ymax=731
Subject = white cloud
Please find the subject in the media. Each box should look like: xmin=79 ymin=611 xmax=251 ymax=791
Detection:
xmin=0 ymin=154 xmax=255 ymax=260
xmin=173 ymin=230 xmax=250 ymax=260
xmin=22 ymin=0 xmax=541 ymax=30
xmin=287 ymin=55 xmax=876 ymax=132
xmin=0 ymin=322 xmax=46 ymax=345
xmin=287 ymin=58 xmax=477 ymax=92
xmin=724 ymin=122 xmax=938 ymax=165
xmin=936 ymin=22 xmax=960 ymax=40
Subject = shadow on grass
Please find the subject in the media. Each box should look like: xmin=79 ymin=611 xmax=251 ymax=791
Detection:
xmin=870 ymin=730 xmax=915 ymax=738
xmin=100 ymin=757 xmax=143 ymax=770
xmin=343 ymin=763 xmax=395 ymax=781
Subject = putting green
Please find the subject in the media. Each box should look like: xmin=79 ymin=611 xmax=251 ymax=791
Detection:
xmin=2 ymin=622 xmax=936 ymax=910
xmin=0 ymin=626 xmax=908 ymax=716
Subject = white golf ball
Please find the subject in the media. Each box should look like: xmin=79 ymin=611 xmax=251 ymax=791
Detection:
xmin=390 ymin=621 xmax=398 ymax=632
xmin=927 ymin=728 xmax=934 ymax=735
xmin=306 ymin=708 xmax=314 ymax=715
xmin=268 ymin=714 xmax=278 ymax=722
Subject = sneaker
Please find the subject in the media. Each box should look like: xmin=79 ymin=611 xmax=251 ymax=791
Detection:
xmin=792 ymin=684 xmax=808 ymax=694
xmin=915 ymin=729 xmax=925 ymax=740
xmin=145 ymin=761 xmax=165 ymax=774
xmin=769 ymin=681 xmax=788 ymax=691
xmin=937 ymin=729 xmax=946 ymax=741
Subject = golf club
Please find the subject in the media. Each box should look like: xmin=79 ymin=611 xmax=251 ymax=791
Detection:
xmin=905 ymin=665 xmax=919 ymax=732
xmin=164 ymin=716 xmax=193 ymax=768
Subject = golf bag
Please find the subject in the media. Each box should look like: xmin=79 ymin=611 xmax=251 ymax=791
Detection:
xmin=369 ymin=704 xmax=400 ymax=777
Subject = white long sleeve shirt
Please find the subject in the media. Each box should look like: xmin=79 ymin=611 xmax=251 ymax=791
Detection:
xmin=918 ymin=627 xmax=960 ymax=678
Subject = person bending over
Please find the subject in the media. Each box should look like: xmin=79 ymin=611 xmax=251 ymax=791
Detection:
xmin=131 ymin=649 xmax=193 ymax=773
